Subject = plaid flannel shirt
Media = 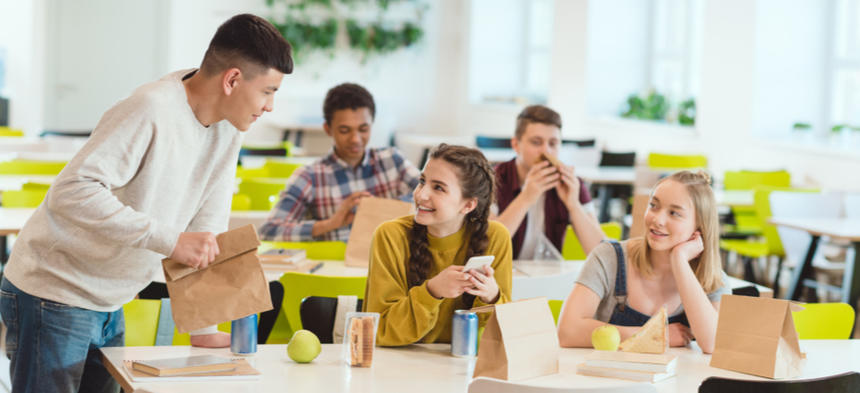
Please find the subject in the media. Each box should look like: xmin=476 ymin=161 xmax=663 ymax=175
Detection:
xmin=258 ymin=147 xmax=420 ymax=241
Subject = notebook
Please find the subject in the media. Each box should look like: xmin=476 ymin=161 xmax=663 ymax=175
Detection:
xmin=576 ymin=363 xmax=675 ymax=383
xmin=125 ymin=356 xmax=260 ymax=382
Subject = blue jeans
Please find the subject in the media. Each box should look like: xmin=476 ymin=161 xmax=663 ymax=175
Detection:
xmin=0 ymin=277 xmax=124 ymax=393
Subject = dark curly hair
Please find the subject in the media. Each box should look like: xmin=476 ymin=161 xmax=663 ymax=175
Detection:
xmin=407 ymin=144 xmax=496 ymax=303
xmin=323 ymin=83 xmax=376 ymax=125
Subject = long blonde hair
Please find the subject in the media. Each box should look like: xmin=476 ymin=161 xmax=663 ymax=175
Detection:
xmin=628 ymin=170 xmax=723 ymax=293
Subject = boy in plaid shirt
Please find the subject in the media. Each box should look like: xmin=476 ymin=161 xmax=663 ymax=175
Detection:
xmin=259 ymin=83 xmax=420 ymax=241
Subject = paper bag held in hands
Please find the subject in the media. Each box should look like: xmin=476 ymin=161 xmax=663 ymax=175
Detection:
xmin=162 ymin=225 xmax=273 ymax=333
xmin=619 ymin=307 xmax=668 ymax=354
xmin=710 ymin=295 xmax=806 ymax=379
xmin=344 ymin=197 xmax=414 ymax=268
xmin=471 ymin=297 xmax=559 ymax=381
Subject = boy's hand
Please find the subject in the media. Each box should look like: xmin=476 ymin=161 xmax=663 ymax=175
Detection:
xmin=170 ymin=232 xmax=219 ymax=269
xmin=521 ymin=160 xmax=560 ymax=204
xmin=325 ymin=191 xmax=371 ymax=231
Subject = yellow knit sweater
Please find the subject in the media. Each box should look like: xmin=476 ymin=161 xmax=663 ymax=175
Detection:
xmin=364 ymin=215 xmax=512 ymax=346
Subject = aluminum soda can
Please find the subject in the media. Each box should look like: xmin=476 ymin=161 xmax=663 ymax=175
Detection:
xmin=231 ymin=314 xmax=257 ymax=355
xmin=451 ymin=309 xmax=478 ymax=357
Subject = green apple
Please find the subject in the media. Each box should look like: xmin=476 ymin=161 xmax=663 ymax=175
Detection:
xmin=591 ymin=325 xmax=620 ymax=351
xmin=287 ymin=330 xmax=322 ymax=363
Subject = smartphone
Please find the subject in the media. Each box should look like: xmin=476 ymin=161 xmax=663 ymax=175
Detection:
xmin=462 ymin=255 xmax=495 ymax=273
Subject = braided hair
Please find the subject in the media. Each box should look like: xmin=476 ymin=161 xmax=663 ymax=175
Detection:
xmin=407 ymin=144 xmax=496 ymax=292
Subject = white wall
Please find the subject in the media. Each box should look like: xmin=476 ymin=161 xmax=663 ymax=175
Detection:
xmin=0 ymin=0 xmax=45 ymax=134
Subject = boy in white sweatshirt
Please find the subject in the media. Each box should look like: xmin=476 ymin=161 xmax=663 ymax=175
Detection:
xmin=0 ymin=14 xmax=292 ymax=393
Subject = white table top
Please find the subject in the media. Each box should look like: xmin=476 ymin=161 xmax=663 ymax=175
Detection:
xmin=577 ymin=167 xmax=636 ymax=185
xmin=101 ymin=340 xmax=860 ymax=393
xmin=769 ymin=217 xmax=860 ymax=242
xmin=0 ymin=207 xmax=35 ymax=235
xmin=0 ymin=175 xmax=56 ymax=191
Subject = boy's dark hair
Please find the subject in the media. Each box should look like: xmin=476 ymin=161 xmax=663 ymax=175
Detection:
xmin=514 ymin=105 xmax=562 ymax=139
xmin=201 ymin=14 xmax=293 ymax=78
xmin=323 ymin=83 xmax=376 ymax=125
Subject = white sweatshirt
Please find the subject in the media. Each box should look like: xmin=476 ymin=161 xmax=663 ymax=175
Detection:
xmin=5 ymin=69 xmax=242 ymax=312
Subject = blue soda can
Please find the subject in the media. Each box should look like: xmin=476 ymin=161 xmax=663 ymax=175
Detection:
xmin=231 ymin=314 xmax=257 ymax=355
xmin=451 ymin=310 xmax=478 ymax=357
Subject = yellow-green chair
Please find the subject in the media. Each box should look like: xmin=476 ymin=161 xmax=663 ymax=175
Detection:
xmin=720 ymin=186 xmax=817 ymax=295
xmin=20 ymin=181 xmax=51 ymax=190
xmin=792 ymin=303 xmax=855 ymax=339
xmin=1 ymin=189 xmax=48 ymax=207
xmin=263 ymin=160 xmax=302 ymax=179
xmin=548 ymin=299 xmax=563 ymax=325
xmin=235 ymin=165 xmax=270 ymax=179
xmin=0 ymin=159 xmax=66 ymax=175
xmin=562 ymin=222 xmax=623 ymax=260
xmin=231 ymin=193 xmax=252 ymax=211
xmin=237 ymin=178 xmax=288 ymax=210
xmin=647 ymin=152 xmax=707 ymax=170
xmin=723 ymin=170 xmax=791 ymax=235
xmin=274 ymin=272 xmax=367 ymax=343
xmin=123 ymin=299 xmax=162 ymax=346
xmin=0 ymin=127 xmax=24 ymax=137
xmin=260 ymin=241 xmax=347 ymax=260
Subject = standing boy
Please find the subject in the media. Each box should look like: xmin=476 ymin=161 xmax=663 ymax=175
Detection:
xmin=0 ymin=14 xmax=292 ymax=393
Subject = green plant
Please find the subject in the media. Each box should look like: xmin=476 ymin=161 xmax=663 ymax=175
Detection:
xmin=621 ymin=89 xmax=669 ymax=121
xmin=678 ymin=98 xmax=695 ymax=126
xmin=266 ymin=0 xmax=425 ymax=63
xmin=792 ymin=122 xmax=812 ymax=131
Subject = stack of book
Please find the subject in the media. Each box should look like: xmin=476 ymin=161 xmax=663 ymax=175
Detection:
xmin=576 ymin=351 xmax=677 ymax=383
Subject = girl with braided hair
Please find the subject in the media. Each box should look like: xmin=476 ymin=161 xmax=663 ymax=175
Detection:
xmin=557 ymin=170 xmax=730 ymax=353
xmin=364 ymin=144 xmax=513 ymax=346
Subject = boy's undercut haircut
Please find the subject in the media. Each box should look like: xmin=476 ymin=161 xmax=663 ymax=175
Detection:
xmin=201 ymin=14 xmax=293 ymax=78
xmin=323 ymin=83 xmax=376 ymax=125
xmin=514 ymin=105 xmax=562 ymax=139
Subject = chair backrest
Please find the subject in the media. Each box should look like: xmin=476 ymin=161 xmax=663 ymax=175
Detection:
xmin=731 ymin=285 xmax=761 ymax=297
xmin=231 ymin=193 xmax=252 ymax=211
xmin=300 ymin=296 xmax=364 ymax=343
xmin=1 ymin=189 xmax=48 ymax=208
xmin=599 ymin=151 xmax=636 ymax=167
xmin=0 ymin=159 xmax=66 ymax=175
xmin=469 ymin=377 xmax=657 ymax=393
xmin=263 ymin=160 xmax=302 ymax=178
xmin=475 ymin=135 xmax=511 ymax=149
xmin=561 ymin=222 xmax=622 ymax=260
xmin=262 ymin=241 xmax=347 ymax=260
xmin=39 ymin=130 xmax=91 ymax=138
xmin=698 ymin=372 xmax=860 ymax=393
xmin=561 ymin=138 xmax=596 ymax=147
xmin=237 ymin=178 xmax=289 ymax=210
xmin=723 ymin=170 xmax=791 ymax=190
xmin=768 ymin=189 xmax=838 ymax=262
xmin=646 ymin=152 xmax=707 ymax=170
xmin=792 ymin=302 xmax=855 ymax=339
xmin=0 ymin=127 xmax=24 ymax=137
xmin=279 ymin=272 xmax=367 ymax=340
xmin=123 ymin=299 xmax=162 ymax=346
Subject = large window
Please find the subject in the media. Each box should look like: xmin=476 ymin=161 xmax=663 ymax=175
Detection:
xmin=585 ymin=0 xmax=703 ymax=126
xmin=468 ymin=0 xmax=553 ymax=105
xmin=832 ymin=0 xmax=860 ymax=129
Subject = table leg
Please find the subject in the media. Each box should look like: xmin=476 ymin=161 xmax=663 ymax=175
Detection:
xmin=788 ymin=235 xmax=820 ymax=301
xmin=0 ymin=235 xmax=6 ymax=265
xmin=842 ymin=242 xmax=860 ymax=315
xmin=597 ymin=185 xmax=610 ymax=223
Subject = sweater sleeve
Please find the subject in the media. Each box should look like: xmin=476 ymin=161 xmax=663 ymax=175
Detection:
xmin=471 ymin=221 xmax=513 ymax=323
xmin=364 ymin=222 xmax=445 ymax=346
xmin=45 ymin=95 xmax=180 ymax=257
